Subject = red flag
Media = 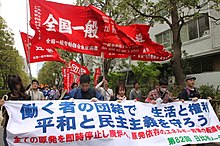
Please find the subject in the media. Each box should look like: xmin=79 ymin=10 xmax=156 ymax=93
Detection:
xmin=118 ymin=24 xmax=172 ymax=61
xmin=20 ymin=32 xmax=66 ymax=63
xmin=29 ymin=0 xmax=106 ymax=56
xmin=75 ymin=75 xmax=80 ymax=84
xmin=29 ymin=0 xmax=143 ymax=56
xmin=94 ymin=68 xmax=101 ymax=86
xmin=62 ymin=68 xmax=74 ymax=92
xmin=88 ymin=5 xmax=143 ymax=55
xmin=69 ymin=60 xmax=90 ymax=76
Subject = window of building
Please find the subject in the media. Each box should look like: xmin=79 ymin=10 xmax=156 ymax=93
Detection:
xmin=198 ymin=14 xmax=210 ymax=37
xmin=155 ymin=30 xmax=171 ymax=48
xmin=180 ymin=24 xmax=189 ymax=42
xmin=188 ymin=13 xmax=210 ymax=40
xmin=155 ymin=13 xmax=210 ymax=45
xmin=188 ymin=20 xmax=198 ymax=40
xmin=190 ymin=57 xmax=213 ymax=74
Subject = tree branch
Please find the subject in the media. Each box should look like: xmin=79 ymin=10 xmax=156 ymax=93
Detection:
xmin=126 ymin=1 xmax=172 ymax=28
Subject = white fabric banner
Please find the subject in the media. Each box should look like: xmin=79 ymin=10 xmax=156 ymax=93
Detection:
xmin=4 ymin=99 xmax=220 ymax=146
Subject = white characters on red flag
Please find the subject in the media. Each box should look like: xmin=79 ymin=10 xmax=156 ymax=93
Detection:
xmin=20 ymin=32 xmax=66 ymax=63
xmin=69 ymin=60 xmax=90 ymax=76
xmin=62 ymin=68 xmax=74 ymax=92
xmin=94 ymin=68 xmax=101 ymax=86
xmin=29 ymin=0 xmax=105 ymax=56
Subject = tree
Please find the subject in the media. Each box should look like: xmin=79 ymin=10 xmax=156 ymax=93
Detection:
xmin=131 ymin=62 xmax=161 ymax=89
xmin=38 ymin=50 xmax=77 ymax=86
xmin=111 ymin=0 xmax=220 ymax=86
xmin=0 ymin=16 xmax=29 ymax=89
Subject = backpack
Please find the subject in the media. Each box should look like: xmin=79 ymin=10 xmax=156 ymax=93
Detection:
xmin=185 ymin=88 xmax=198 ymax=100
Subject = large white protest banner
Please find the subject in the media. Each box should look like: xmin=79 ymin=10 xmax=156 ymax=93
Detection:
xmin=4 ymin=99 xmax=220 ymax=146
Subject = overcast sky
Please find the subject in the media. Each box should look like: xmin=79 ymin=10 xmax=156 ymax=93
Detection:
xmin=1 ymin=0 xmax=75 ymax=77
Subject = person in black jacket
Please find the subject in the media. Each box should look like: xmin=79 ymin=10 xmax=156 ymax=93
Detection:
xmin=178 ymin=76 xmax=200 ymax=102
xmin=0 ymin=75 xmax=30 ymax=146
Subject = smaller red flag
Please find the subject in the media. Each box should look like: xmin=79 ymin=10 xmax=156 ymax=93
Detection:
xmin=94 ymin=68 xmax=101 ymax=86
xmin=62 ymin=68 xmax=74 ymax=92
xmin=69 ymin=60 xmax=90 ymax=76
xmin=20 ymin=32 xmax=66 ymax=63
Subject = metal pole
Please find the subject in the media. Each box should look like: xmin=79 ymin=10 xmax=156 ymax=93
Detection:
xmin=101 ymin=52 xmax=105 ymax=79
xmin=125 ymin=56 xmax=131 ymax=85
xmin=26 ymin=0 xmax=34 ymax=100
xmin=26 ymin=0 xmax=33 ymax=82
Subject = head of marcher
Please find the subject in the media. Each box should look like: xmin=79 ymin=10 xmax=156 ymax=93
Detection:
xmin=185 ymin=76 xmax=196 ymax=89
xmin=53 ymin=85 xmax=57 ymax=90
xmin=71 ymin=82 xmax=78 ymax=89
xmin=8 ymin=75 xmax=29 ymax=99
xmin=32 ymin=79 xmax=39 ymax=90
xmin=103 ymin=79 xmax=109 ymax=88
xmin=80 ymin=74 xmax=91 ymax=92
xmin=45 ymin=85 xmax=49 ymax=90
xmin=115 ymin=82 xmax=126 ymax=97
xmin=8 ymin=75 xmax=25 ymax=93
xmin=159 ymin=78 xmax=168 ymax=93
xmin=134 ymin=81 xmax=140 ymax=90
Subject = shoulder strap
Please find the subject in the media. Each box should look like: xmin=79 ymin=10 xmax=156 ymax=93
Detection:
xmin=185 ymin=88 xmax=191 ymax=99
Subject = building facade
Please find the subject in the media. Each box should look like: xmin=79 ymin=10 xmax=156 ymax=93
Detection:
xmin=149 ymin=9 xmax=220 ymax=88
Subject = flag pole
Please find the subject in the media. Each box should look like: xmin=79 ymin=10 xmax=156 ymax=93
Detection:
xmin=79 ymin=53 xmax=84 ymax=76
xmin=26 ymin=0 xmax=33 ymax=82
xmin=125 ymin=56 xmax=131 ymax=86
xmin=26 ymin=0 xmax=34 ymax=100
xmin=101 ymin=52 xmax=105 ymax=80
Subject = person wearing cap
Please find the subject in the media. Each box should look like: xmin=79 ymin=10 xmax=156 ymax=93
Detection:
xmin=64 ymin=74 xmax=104 ymax=101
xmin=178 ymin=76 xmax=200 ymax=102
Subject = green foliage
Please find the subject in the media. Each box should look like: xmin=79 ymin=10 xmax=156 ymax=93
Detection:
xmin=107 ymin=72 xmax=126 ymax=91
xmin=168 ymin=85 xmax=184 ymax=98
xmin=38 ymin=62 xmax=63 ymax=86
xmin=0 ymin=16 xmax=29 ymax=89
xmin=38 ymin=50 xmax=78 ymax=86
xmin=131 ymin=62 xmax=161 ymax=86
xmin=198 ymin=84 xmax=216 ymax=99
xmin=0 ymin=90 xmax=9 ymax=98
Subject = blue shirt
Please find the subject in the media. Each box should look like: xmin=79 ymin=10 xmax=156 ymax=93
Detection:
xmin=64 ymin=88 xmax=104 ymax=101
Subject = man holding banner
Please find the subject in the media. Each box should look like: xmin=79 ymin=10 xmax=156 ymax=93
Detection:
xmin=64 ymin=74 xmax=104 ymax=101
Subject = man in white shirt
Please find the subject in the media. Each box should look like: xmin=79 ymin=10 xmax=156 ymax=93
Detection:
xmin=26 ymin=79 xmax=45 ymax=100
xmin=96 ymin=78 xmax=113 ymax=101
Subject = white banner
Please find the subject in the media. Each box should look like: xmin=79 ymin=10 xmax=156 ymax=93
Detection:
xmin=4 ymin=99 xmax=220 ymax=146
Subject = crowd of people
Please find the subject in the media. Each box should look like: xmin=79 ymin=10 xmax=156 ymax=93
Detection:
xmin=0 ymin=74 xmax=212 ymax=146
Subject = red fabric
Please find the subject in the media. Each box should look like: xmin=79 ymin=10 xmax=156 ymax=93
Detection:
xmin=68 ymin=60 xmax=90 ymax=76
xmin=94 ymin=68 xmax=101 ymax=86
xmin=20 ymin=32 xmax=65 ymax=63
xmin=88 ymin=5 xmax=143 ymax=55
xmin=62 ymin=68 xmax=73 ymax=92
xmin=118 ymin=24 xmax=172 ymax=61
xmin=29 ymin=0 xmax=105 ymax=56
xmin=75 ymin=75 xmax=80 ymax=84
xmin=103 ymin=53 xmax=129 ymax=59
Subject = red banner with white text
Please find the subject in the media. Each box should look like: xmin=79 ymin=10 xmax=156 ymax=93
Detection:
xmin=62 ymin=68 xmax=74 ymax=92
xmin=68 ymin=60 xmax=90 ymax=76
xmin=29 ymin=0 xmax=105 ymax=56
xmin=20 ymin=32 xmax=66 ymax=63
xmin=94 ymin=68 xmax=101 ymax=86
